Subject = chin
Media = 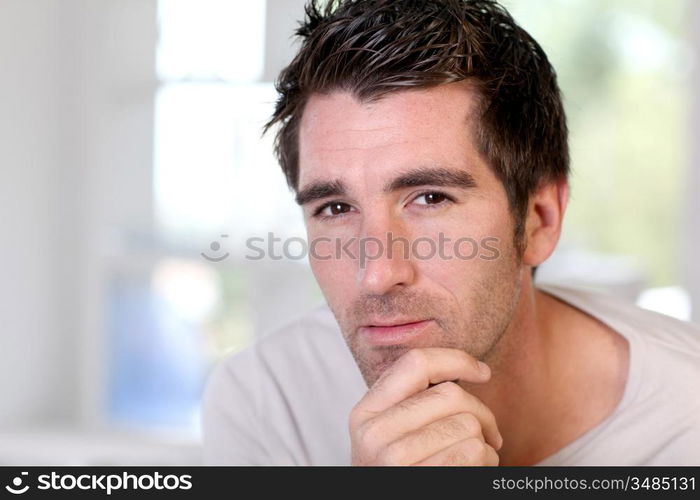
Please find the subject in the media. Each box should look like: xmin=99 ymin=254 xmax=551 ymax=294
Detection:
xmin=352 ymin=344 xmax=409 ymax=387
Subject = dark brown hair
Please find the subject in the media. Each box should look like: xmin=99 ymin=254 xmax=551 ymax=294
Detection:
xmin=264 ymin=0 xmax=569 ymax=258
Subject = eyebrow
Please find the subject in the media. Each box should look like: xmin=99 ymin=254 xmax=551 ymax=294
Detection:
xmin=296 ymin=179 xmax=346 ymax=206
xmin=295 ymin=166 xmax=477 ymax=206
xmin=383 ymin=166 xmax=477 ymax=193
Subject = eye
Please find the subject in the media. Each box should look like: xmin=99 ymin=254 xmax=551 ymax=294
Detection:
xmin=314 ymin=201 xmax=353 ymax=218
xmin=412 ymin=191 xmax=453 ymax=206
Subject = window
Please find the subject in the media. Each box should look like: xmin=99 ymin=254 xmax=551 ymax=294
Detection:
xmin=108 ymin=0 xmax=321 ymax=434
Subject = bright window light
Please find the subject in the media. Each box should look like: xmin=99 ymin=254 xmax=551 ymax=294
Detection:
xmin=157 ymin=0 xmax=266 ymax=82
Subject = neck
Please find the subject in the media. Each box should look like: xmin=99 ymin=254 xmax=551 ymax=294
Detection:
xmin=462 ymin=273 xmax=578 ymax=465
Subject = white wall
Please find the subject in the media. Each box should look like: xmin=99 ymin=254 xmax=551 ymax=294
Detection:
xmin=69 ymin=0 xmax=158 ymax=428
xmin=0 ymin=0 xmax=158 ymax=428
xmin=0 ymin=0 xmax=75 ymax=426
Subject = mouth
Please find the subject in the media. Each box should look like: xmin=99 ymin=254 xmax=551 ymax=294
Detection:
xmin=358 ymin=318 xmax=433 ymax=346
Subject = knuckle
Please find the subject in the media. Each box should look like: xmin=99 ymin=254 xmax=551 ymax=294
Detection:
xmin=356 ymin=420 xmax=382 ymax=451
xmin=460 ymin=389 xmax=480 ymax=409
xmin=478 ymin=442 xmax=498 ymax=465
xmin=438 ymin=439 xmax=493 ymax=466
xmin=464 ymin=437 xmax=487 ymax=457
xmin=395 ymin=395 xmax=422 ymax=414
xmin=489 ymin=446 xmax=501 ymax=466
xmin=455 ymin=412 xmax=480 ymax=435
xmin=442 ymin=450 xmax=464 ymax=465
xmin=348 ymin=406 xmax=364 ymax=431
xmin=434 ymin=380 xmax=463 ymax=400
xmin=376 ymin=441 xmax=405 ymax=465
xmin=461 ymin=391 xmax=490 ymax=422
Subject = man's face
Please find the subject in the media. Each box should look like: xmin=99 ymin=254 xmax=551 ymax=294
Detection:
xmin=297 ymin=82 xmax=524 ymax=386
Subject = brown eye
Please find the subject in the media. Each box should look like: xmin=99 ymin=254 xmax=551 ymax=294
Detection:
xmin=415 ymin=192 xmax=449 ymax=205
xmin=329 ymin=202 xmax=350 ymax=215
xmin=317 ymin=201 xmax=352 ymax=217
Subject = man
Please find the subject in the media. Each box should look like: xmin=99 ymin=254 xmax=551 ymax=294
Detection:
xmin=202 ymin=0 xmax=700 ymax=465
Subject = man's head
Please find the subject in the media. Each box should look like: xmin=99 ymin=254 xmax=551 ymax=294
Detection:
xmin=265 ymin=0 xmax=570 ymax=385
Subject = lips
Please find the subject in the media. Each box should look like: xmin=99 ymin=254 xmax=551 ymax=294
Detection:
xmin=358 ymin=318 xmax=433 ymax=346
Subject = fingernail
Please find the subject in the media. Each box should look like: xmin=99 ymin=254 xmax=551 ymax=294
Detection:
xmin=478 ymin=361 xmax=491 ymax=377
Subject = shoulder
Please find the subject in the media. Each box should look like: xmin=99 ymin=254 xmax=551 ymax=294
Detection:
xmin=537 ymin=282 xmax=700 ymax=356
xmin=539 ymin=283 xmax=700 ymax=464
xmin=539 ymin=282 xmax=700 ymax=396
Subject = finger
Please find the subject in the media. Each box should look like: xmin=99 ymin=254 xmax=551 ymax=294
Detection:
xmin=361 ymin=381 xmax=502 ymax=450
xmin=354 ymin=348 xmax=491 ymax=418
xmin=414 ymin=437 xmax=500 ymax=466
xmin=374 ymin=413 xmax=484 ymax=465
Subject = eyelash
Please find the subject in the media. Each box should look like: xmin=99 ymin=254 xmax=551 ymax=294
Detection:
xmin=311 ymin=190 xmax=455 ymax=220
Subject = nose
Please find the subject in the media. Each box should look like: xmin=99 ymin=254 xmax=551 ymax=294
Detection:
xmin=357 ymin=214 xmax=417 ymax=295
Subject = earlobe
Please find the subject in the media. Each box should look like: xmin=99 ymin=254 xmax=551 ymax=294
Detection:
xmin=522 ymin=178 xmax=569 ymax=267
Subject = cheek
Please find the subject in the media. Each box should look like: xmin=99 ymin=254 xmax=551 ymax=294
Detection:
xmin=412 ymin=204 xmax=510 ymax=254
xmin=411 ymin=215 xmax=513 ymax=285
xmin=308 ymin=235 xmax=358 ymax=298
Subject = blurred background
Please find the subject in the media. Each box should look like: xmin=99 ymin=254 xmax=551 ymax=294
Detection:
xmin=0 ymin=0 xmax=698 ymax=464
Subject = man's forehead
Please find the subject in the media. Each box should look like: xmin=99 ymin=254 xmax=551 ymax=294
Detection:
xmin=299 ymin=92 xmax=432 ymax=155
xmin=300 ymin=82 xmax=478 ymax=134
xmin=297 ymin=83 xmax=481 ymax=190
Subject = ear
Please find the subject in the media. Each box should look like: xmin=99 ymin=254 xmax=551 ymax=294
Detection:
xmin=522 ymin=177 xmax=569 ymax=268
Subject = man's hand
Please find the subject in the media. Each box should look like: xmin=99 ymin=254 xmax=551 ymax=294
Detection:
xmin=349 ymin=347 xmax=503 ymax=465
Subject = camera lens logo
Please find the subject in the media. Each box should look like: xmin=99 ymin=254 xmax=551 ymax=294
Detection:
xmin=5 ymin=472 xmax=29 ymax=495
xmin=201 ymin=234 xmax=230 ymax=262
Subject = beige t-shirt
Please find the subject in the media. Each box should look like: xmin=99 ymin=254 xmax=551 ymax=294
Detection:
xmin=201 ymin=283 xmax=700 ymax=465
